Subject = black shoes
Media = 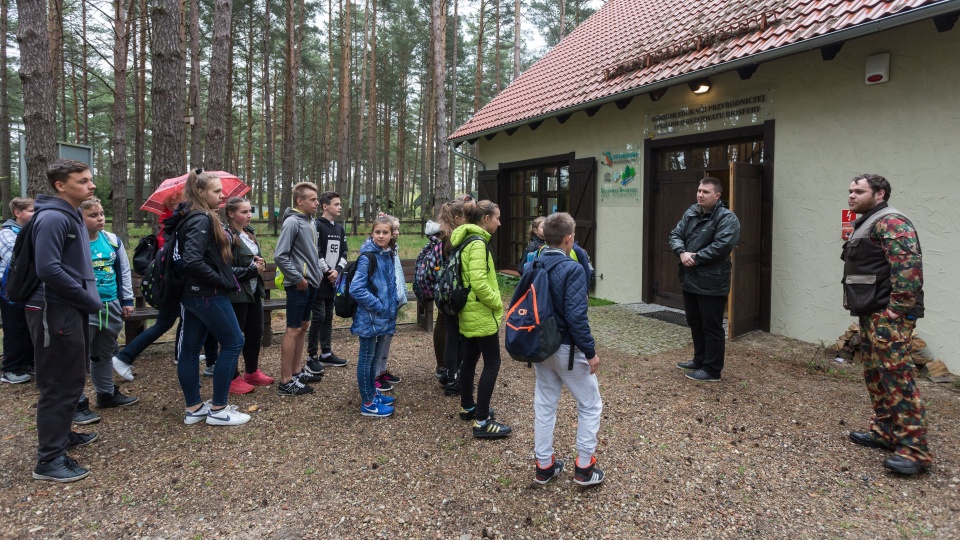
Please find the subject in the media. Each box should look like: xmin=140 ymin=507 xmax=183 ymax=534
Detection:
xmin=883 ymin=455 xmax=928 ymax=475
xmin=535 ymin=457 xmax=565 ymax=485
xmin=318 ymin=353 xmax=348 ymax=368
xmin=849 ymin=431 xmax=894 ymax=451
xmin=73 ymin=397 xmax=101 ymax=425
xmin=573 ymin=456 xmax=604 ymax=486
xmin=305 ymin=358 xmax=327 ymax=376
xmin=296 ymin=368 xmax=324 ymax=384
xmin=685 ymin=369 xmax=721 ymax=382
xmin=96 ymin=387 xmax=140 ymax=408
xmin=472 ymin=416 xmax=511 ymax=439
xmin=33 ymin=455 xmax=90 ymax=483
xmin=67 ymin=431 xmax=99 ymax=449
xmin=676 ymin=360 xmax=700 ymax=370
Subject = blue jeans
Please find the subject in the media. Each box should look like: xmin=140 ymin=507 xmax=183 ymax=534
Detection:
xmin=177 ymin=295 xmax=244 ymax=407
xmin=115 ymin=305 xmax=179 ymax=364
xmin=357 ymin=335 xmax=387 ymax=404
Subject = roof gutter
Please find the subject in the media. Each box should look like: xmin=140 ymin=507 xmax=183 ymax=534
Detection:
xmin=450 ymin=0 xmax=960 ymax=144
xmin=450 ymin=142 xmax=486 ymax=171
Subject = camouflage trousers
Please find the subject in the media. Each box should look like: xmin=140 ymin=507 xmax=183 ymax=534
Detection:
xmin=859 ymin=312 xmax=931 ymax=465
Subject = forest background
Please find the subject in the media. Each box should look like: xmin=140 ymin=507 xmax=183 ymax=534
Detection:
xmin=1 ymin=0 xmax=601 ymax=244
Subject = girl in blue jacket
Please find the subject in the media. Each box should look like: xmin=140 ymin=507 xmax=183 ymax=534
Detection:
xmin=350 ymin=217 xmax=399 ymax=418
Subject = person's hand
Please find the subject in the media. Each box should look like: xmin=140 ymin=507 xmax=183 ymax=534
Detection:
xmin=884 ymin=308 xmax=900 ymax=321
xmin=296 ymin=279 xmax=308 ymax=291
xmin=680 ymin=252 xmax=697 ymax=267
xmin=122 ymin=306 xmax=134 ymax=319
xmin=587 ymin=355 xmax=600 ymax=374
xmin=327 ymin=269 xmax=338 ymax=283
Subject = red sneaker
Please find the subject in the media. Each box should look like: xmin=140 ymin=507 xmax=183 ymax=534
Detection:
xmin=229 ymin=375 xmax=255 ymax=394
xmin=243 ymin=369 xmax=275 ymax=387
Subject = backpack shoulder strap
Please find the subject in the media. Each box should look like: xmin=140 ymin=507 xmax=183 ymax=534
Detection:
xmin=851 ymin=207 xmax=900 ymax=240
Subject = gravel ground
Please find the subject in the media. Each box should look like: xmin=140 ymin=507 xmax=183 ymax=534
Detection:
xmin=1 ymin=311 xmax=958 ymax=539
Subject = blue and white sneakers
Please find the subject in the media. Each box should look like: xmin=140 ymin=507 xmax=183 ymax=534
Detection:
xmin=361 ymin=401 xmax=394 ymax=418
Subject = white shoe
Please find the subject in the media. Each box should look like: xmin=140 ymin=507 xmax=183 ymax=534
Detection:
xmin=184 ymin=402 xmax=211 ymax=425
xmin=112 ymin=356 xmax=134 ymax=382
xmin=205 ymin=404 xmax=251 ymax=426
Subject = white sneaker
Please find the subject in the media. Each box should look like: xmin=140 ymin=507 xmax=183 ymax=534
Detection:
xmin=184 ymin=402 xmax=211 ymax=425
xmin=112 ymin=356 xmax=134 ymax=382
xmin=205 ymin=404 xmax=251 ymax=426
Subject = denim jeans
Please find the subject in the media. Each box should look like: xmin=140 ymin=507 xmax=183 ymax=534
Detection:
xmin=178 ymin=295 xmax=244 ymax=407
xmin=357 ymin=335 xmax=387 ymax=404
xmin=115 ymin=304 xmax=179 ymax=364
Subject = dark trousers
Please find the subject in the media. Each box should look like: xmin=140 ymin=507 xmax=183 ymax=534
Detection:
xmin=26 ymin=303 xmax=89 ymax=463
xmin=231 ymin=298 xmax=264 ymax=376
xmin=1 ymin=301 xmax=34 ymax=374
xmin=440 ymin=313 xmax=464 ymax=376
xmin=460 ymin=333 xmax=502 ymax=420
xmin=682 ymin=291 xmax=727 ymax=377
xmin=306 ymin=296 xmax=335 ymax=357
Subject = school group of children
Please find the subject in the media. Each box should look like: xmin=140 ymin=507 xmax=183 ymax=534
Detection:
xmin=3 ymin=171 xmax=605 ymax=486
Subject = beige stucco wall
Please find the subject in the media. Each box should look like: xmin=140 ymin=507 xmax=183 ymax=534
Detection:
xmin=476 ymin=20 xmax=960 ymax=372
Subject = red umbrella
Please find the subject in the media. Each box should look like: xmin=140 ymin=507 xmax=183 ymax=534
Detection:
xmin=140 ymin=170 xmax=252 ymax=216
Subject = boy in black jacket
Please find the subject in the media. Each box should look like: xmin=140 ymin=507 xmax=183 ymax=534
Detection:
xmin=27 ymin=159 xmax=103 ymax=483
xmin=305 ymin=191 xmax=349 ymax=374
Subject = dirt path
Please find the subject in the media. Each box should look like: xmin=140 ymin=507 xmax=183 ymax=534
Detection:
xmin=1 ymin=326 xmax=957 ymax=539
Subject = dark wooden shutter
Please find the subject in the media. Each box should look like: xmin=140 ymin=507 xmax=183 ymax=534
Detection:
xmin=568 ymin=158 xmax=597 ymax=266
xmin=476 ymin=169 xmax=503 ymax=267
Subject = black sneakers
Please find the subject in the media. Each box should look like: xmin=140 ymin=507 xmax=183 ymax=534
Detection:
xmin=472 ymin=416 xmax=511 ymax=439
xmin=73 ymin=397 xmax=101 ymax=425
xmin=305 ymin=357 xmax=327 ymax=376
xmin=685 ymin=369 xmax=721 ymax=382
xmin=676 ymin=360 xmax=700 ymax=370
xmin=277 ymin=378 xmax=314 ymax=396
xmin=318 ymin=353 xmax=348 ymax=367
xmin=534 ymin=456 xmax=565 ymax=484
xmin=33 ymin=455 xmax=90 ymax=483
xmin=296 ymin=368 xmax=323 ymax=384
xmin=573 ymin=456 xmax=604 ymax=486
xmin=67 ymin=431 xmax=99 ymax=449
xmin=96 ymin=387 xmax=140 ymax=408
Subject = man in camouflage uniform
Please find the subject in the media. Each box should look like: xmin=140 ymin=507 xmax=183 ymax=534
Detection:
xmin=841 ymin=174 xmax=931 ymax=475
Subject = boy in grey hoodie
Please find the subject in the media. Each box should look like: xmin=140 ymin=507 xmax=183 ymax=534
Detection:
xmin=273 ymin=182 xmax=322 ymax=396
xmin=27 ymin=159 xmax=102 ymax=483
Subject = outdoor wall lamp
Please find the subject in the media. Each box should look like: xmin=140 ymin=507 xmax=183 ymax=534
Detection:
xmin=688 ymin=78 xmax=711 ymax=94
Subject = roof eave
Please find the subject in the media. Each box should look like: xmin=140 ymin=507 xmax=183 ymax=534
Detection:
xmin=450 ymin=0 xmax=960 ymax=145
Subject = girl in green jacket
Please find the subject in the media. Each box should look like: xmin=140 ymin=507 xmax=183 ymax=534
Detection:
xmin=451 ymin=200 xmax=511 ymax=439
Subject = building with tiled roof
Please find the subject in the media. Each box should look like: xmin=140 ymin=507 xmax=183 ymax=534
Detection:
xmin=450 ymin=0 xmax=960 ymax=372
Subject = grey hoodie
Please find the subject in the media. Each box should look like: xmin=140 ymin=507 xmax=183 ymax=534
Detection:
xmin=26 ymin=194 xmax=102 ymax=314
xmin=274 ymin=207 xmax=321 ymax=288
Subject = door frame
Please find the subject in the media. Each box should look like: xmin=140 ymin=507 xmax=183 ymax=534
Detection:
xmin=642 ymin=120 xmax=775 ymax=332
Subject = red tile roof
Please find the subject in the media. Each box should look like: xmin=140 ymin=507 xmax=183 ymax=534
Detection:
xmin=450 ymin=0 xmax=955 ymax=141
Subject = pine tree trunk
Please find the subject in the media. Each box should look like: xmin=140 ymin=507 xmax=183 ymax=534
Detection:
xmin=203 ymin=0 xmax=233 ymax=171
xmin=188 ymin=0 xmax=202 ymax=166
xmin=263 ymin=0 xmax=277 ymax=231
xmin=433 ymin=0 xmax=450 ymax=206
xmin=281 ymin=0 xmax=300 ymax=202
xmin=111 ymin=0 xmax=133 ymax=244
xmin=513 ymin=0 xmax=521 ymax=80
xmin=48 ymin=0 xmax=65 ymax=141
xmin=245 ymin=0 xmax=254 ymax=199
xmin=335 ymin=0 xmax=352 ymax=197
xmin=473 ymin=0 xmax=485 ymax=114
xmin=559 ymin=0 xmax=565 ymax=40
xmin=81 ymin=0 xmax=90 ymax=143
xmin=0 ymin=0 xmax=11 ymax=217
xmin=134 ymin=0 xmax=148 ymax=225
xmin=16 ymin=0 xmax=58 ymax=196
xmin=366 ymin=0 xmax=377 ymax=216
xmin=149 ymin=0 xmax=187 ymax=199
xmin=494 ymin=0 xmax=500 ymax=93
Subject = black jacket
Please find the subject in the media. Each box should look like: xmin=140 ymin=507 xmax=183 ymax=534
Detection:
xmin=173 ymin=206 xmax=239 ymax=297
xmin=227 ymin=226 xmax=264 ymax=303
xmin=315 ymin=217 xmax=348 ymax=298
xmin=667 ymin=200 xmax=741 ymax=296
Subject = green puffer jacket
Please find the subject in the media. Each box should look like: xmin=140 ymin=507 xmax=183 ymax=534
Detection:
xmin=451 ymin=224 xmax=503 ymax=337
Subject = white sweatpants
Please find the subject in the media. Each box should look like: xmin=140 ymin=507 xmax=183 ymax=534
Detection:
xmin=533 ymin=344 xmax=603 ymax=464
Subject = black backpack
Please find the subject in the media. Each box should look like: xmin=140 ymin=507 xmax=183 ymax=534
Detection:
xmin=433 ymin=235 xmax=487 ymax=316
xmin=140 ymin=214 xmax=191 ymax=309
xmin=132 ymin=234 xmax=159 ymax=276
xmin=4 ymin=208 xmax=75 ymax=303
xmin=333 ymin=252 xmax=378 ymax=318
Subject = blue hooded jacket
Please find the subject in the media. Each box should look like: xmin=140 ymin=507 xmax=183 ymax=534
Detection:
xmin=349 ymin=238 xmax=398 ymax=338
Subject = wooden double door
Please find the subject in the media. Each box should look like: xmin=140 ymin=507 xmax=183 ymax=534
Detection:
xmin=650 ymin=161 xmax=765 ymax=339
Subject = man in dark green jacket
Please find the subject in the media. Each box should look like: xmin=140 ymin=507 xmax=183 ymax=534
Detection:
xmin=668 ymin=177 xmax=741 ymax=382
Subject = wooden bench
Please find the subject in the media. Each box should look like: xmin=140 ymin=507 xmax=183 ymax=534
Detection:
xmin=125 ymin=259 xmax=433 ymax=348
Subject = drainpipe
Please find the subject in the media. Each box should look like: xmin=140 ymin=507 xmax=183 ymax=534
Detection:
xmin=450 ymin=142 xmax=486 ymax=172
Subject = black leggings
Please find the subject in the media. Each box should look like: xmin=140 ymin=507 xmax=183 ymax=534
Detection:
xmin=434 ymin=313 xmax=464 ymax=375
xmin=460 ymin=333 xmax=501 ymax=419
xmin=231 ymin=298 xmax=264 ymax=376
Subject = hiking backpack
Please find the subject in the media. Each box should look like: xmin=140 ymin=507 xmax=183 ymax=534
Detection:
xmin=433 ymin=235 xmax=487 ymax=316
xmin=333 ymin=252 xmax=378 ymax=318
xmin=132 ymin=234 xmax=159 ymax=276
xmin=413 ymin=237 xmax=443 ymax=302
xmin=504 ymin=258 xmax=565 ymax=365
xmin=4 ymin=209 xmax=76 ymax=303
xmin=140 ymin=215 xmax=191 ymax=309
